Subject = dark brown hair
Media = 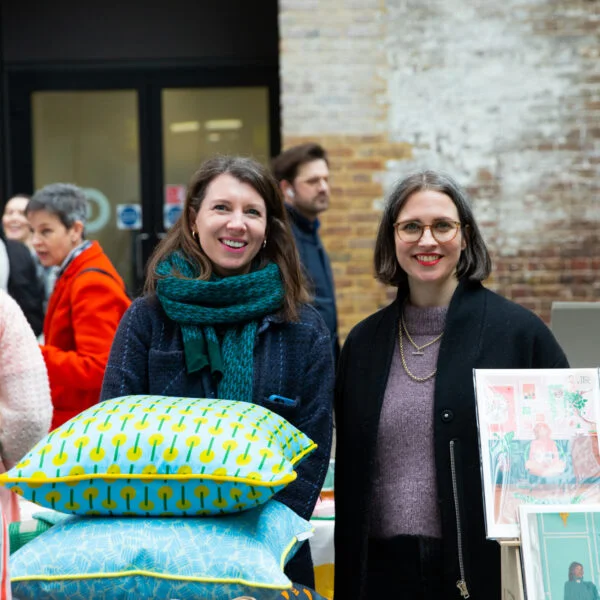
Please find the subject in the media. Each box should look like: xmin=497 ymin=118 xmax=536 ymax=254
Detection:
xmin=145 ymin=155 xmax=309 ymax=321
xmin=374 ymin=169 xmax=492 ymax=289
xmin=270 ymin=143 xmax=328 ymax=183
xmin=568 ymin=562 xmax=583 ymax=581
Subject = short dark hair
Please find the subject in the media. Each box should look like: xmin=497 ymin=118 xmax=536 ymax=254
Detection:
xmin=270 ymin=143 xmax=329 ymax=183
xmin=374 ymin=170 xmax=492 ymax=289
xmin=27 ymin=183 xmax=88 ymax=231
xmin=145 ymin=155 xmax=309 ymax=321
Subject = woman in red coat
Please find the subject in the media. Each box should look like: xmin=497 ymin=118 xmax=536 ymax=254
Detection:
xmin=27 ymin=183 xmax=131 ymax=429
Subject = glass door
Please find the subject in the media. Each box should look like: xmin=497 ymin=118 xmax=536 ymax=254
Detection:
xmin=161 ymin=87 xmax=271 ymax=229
xmin=31 ymin=90 xmax=141 ymax=290
xmin=6 ymin=66 xmax=280 ymax=293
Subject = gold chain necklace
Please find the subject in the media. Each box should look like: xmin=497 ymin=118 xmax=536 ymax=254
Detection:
xmin=398 ymin=320 xmax=438 ymax=382
xmin=401 ymin=311 xmax=444 ymax=356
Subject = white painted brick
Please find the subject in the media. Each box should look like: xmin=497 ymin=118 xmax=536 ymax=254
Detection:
xmin=279 ymin=0 xmax=599 ymax=254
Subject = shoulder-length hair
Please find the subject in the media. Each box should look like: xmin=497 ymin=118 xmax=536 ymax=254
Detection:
xmin=145 ymin=155 xmax=309 ymax=321
xmin=568 ymin=562 xmax=583 ymax=581
xmin=374 ymin=169 xmax=492 ymax=289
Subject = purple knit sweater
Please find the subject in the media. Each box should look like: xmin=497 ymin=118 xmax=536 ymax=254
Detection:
xmin=369 ymin=303 xmax=447 ymax=539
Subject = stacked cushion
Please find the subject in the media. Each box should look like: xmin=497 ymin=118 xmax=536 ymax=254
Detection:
xmin=0 ymin=395 xmax=316 ymax=516
xmin=10 ymin=500 xmax=312 ymax=600
xmin=1 ymin=396 xmax=317 ymax=599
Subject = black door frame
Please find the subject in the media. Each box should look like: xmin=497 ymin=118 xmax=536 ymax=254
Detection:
xmin=4 ymin=62 xmax=281 ymax=289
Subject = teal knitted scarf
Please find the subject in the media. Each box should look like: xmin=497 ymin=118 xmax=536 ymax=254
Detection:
xmin=156 ymin=253 xmax=285 ymax=402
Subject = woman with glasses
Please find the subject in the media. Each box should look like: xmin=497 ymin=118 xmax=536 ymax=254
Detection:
xmin=333 ymin=170 xmax=568 ymax=600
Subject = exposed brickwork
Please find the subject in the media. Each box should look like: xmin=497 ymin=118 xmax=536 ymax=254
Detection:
xmin=279 ymin=0 xmax=600 ymax=339
xmin=284 ymin=135 xmax=414 ymax=339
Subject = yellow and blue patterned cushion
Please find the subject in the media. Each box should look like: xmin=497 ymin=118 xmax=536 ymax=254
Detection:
xmin=10 ymin=500 xmax=313 ymax=600
xmin=0 ymin=395 xmax=316 ymax=516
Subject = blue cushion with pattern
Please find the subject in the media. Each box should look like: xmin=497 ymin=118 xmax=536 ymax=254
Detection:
xmin=10 ymin=500 xmax=313 ymax=600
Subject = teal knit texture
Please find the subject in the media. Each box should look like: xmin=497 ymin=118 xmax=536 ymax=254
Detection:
xmin=155 ymin=253 xmax=284 ymax=401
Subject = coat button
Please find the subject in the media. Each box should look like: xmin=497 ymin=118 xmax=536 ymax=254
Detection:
xmin=441 ymin=409 xmax=454 ymax=423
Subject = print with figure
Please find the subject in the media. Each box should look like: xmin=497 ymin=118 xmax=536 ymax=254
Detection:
xmin=525 ymin=422 xmax=566 ymax=478
xmin=520 ymin=506 xmax=600 ymax=600
xmin=564 ymin=561 xmax=600 ymax=600
xmin=475 ymin=369 xmax=600 ymax=539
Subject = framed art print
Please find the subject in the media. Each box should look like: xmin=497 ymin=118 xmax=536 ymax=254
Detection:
xmin=475 ymin=368 xmax=600 ymax=539
xmin=520 ymin=504 xmax=600 ymax=600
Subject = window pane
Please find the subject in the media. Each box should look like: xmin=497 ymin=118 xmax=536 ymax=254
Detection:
xmin=162 ymin=87 xmax=270 ymax=228
xmin=32 ymin=90 xmax=140 ymax=290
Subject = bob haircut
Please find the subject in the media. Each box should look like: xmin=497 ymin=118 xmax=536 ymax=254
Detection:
xmin=145 ymin=155 xmax=309 ymax=321
xmin=26 ymin=183 xmax=88 ymax=233
xmin=374 ymin=169 xmax=491 ymax=288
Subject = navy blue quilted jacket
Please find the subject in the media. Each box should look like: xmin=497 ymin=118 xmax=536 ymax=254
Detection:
xmin=101 ymin=295 xmax=334 ymax=586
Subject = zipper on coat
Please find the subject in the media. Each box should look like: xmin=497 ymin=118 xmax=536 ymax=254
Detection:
xmin=449 ymin=439 xmax=470 ymax=598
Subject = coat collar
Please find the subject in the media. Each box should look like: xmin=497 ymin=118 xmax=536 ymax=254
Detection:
xmin=353 ymin=278 xmax=486 ymax=431
xmin=395 ymin=278 xmax=486 ymax=373
xmin=285 ymin=203 xmax=320 ymax=234
xmin=59 ymin=241 xmax=104 ymax=280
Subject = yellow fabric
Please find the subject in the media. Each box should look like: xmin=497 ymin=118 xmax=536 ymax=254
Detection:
xmin=310 ymin=518 xmax=335 ymax=600
xmin=314 ymin=564 xmax=334 ymax=599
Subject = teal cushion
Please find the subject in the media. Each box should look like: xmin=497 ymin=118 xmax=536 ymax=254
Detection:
xmin=10 ymin=500 xmax=313 ymax=600
xmin=0 ymin=396 xmax=316 ymax=516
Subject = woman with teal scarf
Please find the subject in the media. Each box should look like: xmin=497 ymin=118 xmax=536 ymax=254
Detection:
xmin=101 ymin=156 xmax=334 ymax=588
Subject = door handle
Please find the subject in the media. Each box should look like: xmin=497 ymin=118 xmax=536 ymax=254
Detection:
xmin=135 ymin=233 xmax=150 ymax=280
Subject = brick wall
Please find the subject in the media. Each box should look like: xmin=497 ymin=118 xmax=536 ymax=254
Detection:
xmin=279 ymin=0 xmax=600 ymax=340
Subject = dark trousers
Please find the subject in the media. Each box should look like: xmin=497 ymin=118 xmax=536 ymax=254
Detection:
xmin=365 ymin=535 xmax=443 ymax=600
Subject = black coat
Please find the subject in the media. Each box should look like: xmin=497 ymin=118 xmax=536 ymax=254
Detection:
xmin=2 ymin=234 xmax=44 ymax=336
xmin=286 ymin=204 xmax=339 ymax=363
xmin=333 ymin=279 xmax=569 ymax=599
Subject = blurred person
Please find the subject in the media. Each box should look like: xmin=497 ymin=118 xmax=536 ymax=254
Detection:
xmin=0 ymin=290 xmax=52 ymax=522
xmin=334 ymin=170 xmax=568 ymax=599
xmin=0 ymin=225 xmax=44 ymax=336
xmin=101 ymin=156 xmax=334 ymax=588
xmin=271 ymin=143 xmax=339 ymax=364
xmin=565 ymin=562 xmax=600 ymax=600
xmin=2 ymin=195 xmax=32 ymax=246
xmin=27 ymin=183 xmax=131 ymax=430
xmin=3 ymin=194 xmax=57 ymax=311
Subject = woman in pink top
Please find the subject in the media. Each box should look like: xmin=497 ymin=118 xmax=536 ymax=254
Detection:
xmin=0 ymin=290 xmax=52 ymax=522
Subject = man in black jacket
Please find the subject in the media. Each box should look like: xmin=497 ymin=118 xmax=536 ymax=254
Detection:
xmin=271 ymin=143 xmax=339 ymax=364
xmin=0 ymin=229 xmax=44 ymax=336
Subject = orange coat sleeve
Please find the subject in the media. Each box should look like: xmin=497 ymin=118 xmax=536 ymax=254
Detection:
xmin=41 ymin=272 xmax=130 ymax=411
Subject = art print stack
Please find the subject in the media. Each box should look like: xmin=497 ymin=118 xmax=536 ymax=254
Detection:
xmin=474 ymin=368 xmax=600 ymax=598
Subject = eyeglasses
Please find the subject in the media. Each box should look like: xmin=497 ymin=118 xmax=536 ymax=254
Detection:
xmin=394 ymin=219 xmax=462 ymax=244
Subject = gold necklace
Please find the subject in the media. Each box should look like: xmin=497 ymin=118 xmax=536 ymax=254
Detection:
xmin=398 ymin=321 xmax=437 ymax=382
xmin=401 ymin=312 xmax=444 ymax=356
